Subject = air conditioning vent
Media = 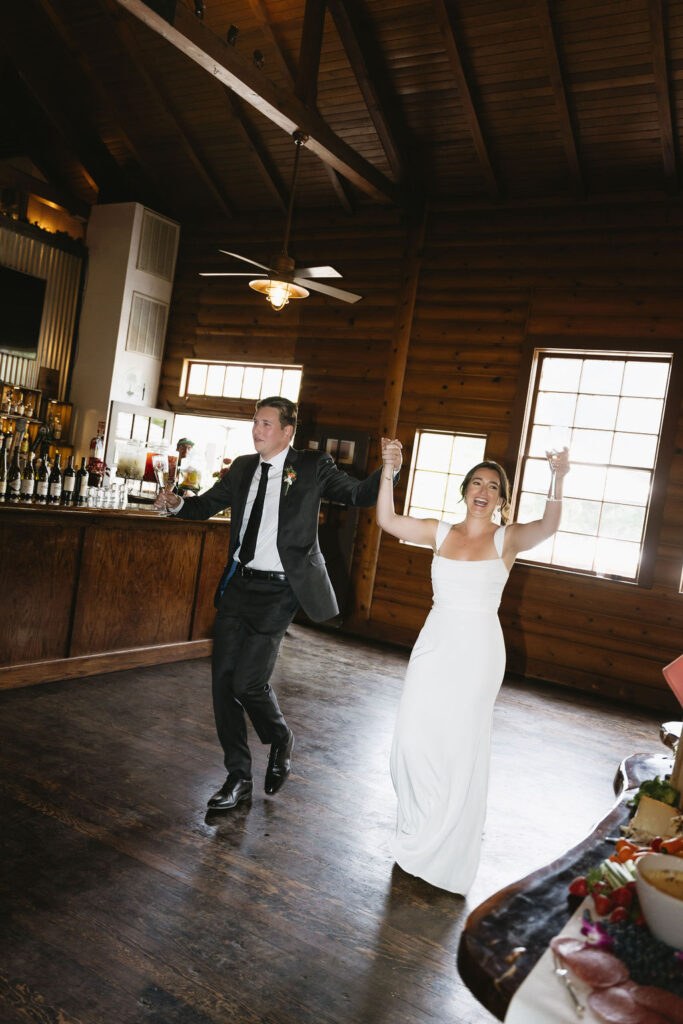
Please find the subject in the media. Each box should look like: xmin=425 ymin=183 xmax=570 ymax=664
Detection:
xmin=125 ymin=292 xmax=168 ymax=359
xmin=136 ymin=209 xmax=179 ymax=281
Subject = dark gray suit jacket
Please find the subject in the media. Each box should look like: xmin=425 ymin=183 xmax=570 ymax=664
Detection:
xmin=176 ymin=446 xmax=383 ymax=621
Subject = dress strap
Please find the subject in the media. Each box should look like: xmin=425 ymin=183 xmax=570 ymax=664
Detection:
xmin=493 ymin=524 xmax=507 ymax=557
xmin=434 ymin=519 xmax=453 ymax=552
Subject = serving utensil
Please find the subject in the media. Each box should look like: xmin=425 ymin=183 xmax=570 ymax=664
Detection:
xmin=551 ymin=952 xmax=585 ymax=1017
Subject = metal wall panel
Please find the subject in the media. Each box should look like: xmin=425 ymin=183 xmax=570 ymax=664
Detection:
xmin=0 ymin=225 xmax=83 ymax=399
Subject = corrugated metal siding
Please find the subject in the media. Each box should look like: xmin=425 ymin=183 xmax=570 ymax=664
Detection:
xmin=0 ymin=224 xmax=83 ymax=398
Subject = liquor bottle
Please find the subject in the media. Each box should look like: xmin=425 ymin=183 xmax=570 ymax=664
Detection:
xmin=0 ymin=440 xmax=7 ymax=503
xmin=48 ymin=452 xmax=62 ymax=505
xmin=8 ymin=447 xmax=21 ymax=503
xmin=73 ymin=456 xmax=89 ymax=507
xmin=20 ymin=452 xmax=35 ymax=502
xmin=20 ymin=430 xmax=30 ymax=456
xmin=34 ymin=453 xmax=49 ymax=504
xmin=61 ymin=455 xmax=76 ymax=506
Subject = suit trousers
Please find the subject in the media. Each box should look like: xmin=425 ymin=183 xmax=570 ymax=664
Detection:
xmin=211 ymin=572 xmax=299 ymax=777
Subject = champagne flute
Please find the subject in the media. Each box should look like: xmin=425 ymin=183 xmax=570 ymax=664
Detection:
xmin=547 ymin=424 xmax=569 ymax=499
xmin=152 ymin=454 xmax=170 ymax=515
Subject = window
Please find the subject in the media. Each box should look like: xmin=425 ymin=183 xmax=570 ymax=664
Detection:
xmin=514 ymin=351 xmax=673 ymax=583
xmin=405 ymin=430 xmax=487 ymax=522
xmin=180 ymin=360 xmax=302 ymax=403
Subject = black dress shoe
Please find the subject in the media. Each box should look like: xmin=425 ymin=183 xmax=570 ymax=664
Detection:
xmin=207 ymin=775 xmax=253 ymax=810
xmin=265 ymin=729 xmax=294 ymax=795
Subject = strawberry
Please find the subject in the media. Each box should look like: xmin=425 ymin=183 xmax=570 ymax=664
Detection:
xmin=609 ymin=906 xmax=629 ymax=923
xmin=593 ymin=892 xmax=613 ymax=916
xmin=568 ymin=876 xmax=589 ymax=897
xmin=611 ymin=885 xmax=633 ymax=909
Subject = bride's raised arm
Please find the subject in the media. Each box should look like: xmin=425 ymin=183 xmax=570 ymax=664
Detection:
xmin=376 ymin=438 xmax=438 ymax=547
xmin=504 ymin=447 xmax=570 ymax=557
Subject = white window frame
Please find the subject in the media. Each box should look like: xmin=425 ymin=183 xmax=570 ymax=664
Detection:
xmin=402 ymin=428 xmax=488 ymax=543
xmin=179 ymin=359 xmax=302 ymax=403
xmin=510 ymin=346 xmax=678 ymax=587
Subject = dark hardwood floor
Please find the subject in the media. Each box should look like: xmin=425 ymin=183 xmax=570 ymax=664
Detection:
xmin=0 ymin=624 xmax=665 ymax=1024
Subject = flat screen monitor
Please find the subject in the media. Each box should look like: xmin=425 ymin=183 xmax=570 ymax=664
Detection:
xmin=0 ymin=264 xmax=47 ymax=361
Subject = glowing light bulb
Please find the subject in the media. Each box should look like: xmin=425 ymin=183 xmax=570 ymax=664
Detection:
xmin=267 ymin=281 xmax=291 ymax=310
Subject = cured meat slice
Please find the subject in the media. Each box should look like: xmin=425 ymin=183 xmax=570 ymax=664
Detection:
xmin=589 ymin=986 xmax=670 ymax=1024
xmin=550 ymin=935 xmax=587 ymax=958
xmin=633 ymin=985 xmax=683 ymax=1024
xmin=562 ymin=946 xmax=630 ymax=988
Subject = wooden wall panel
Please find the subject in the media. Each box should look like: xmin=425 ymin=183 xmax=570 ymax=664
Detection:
xmin=160 ymin=200 xmax=683 ymax=711
xmin=0 ymin=515 xmax=82 ymax=666
xmin=70 ymin=522 xmax=201 ymax=655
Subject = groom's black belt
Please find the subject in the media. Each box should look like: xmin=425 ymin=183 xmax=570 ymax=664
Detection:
xmin=235 ymin=563 xmax=288 ymax=582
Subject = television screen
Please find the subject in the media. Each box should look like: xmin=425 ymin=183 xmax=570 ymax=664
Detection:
xmin=0 ymin=265 xmax=47 ymax=360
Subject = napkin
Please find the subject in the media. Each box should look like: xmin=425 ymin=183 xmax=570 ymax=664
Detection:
xmin=505 ymin=897 xmax=601 ymax=1023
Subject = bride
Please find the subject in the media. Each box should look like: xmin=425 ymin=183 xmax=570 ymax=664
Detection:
xmin=377 ymin=438 xmax=570 ymax=894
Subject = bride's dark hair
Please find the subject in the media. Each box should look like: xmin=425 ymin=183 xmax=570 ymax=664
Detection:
xmin=460 ymin=461 xmax=512 ymax=524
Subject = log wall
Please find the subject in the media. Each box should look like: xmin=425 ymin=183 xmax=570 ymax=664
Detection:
xmin=160 ymin=199 xmax=683 ymax=711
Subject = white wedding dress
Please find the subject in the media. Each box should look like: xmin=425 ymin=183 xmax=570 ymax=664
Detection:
xmin=389 ymin=520 xmax=509 ymax=894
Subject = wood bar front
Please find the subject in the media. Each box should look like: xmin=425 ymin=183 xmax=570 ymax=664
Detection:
xmin=0 ymin=504 xmax=230 ymax=689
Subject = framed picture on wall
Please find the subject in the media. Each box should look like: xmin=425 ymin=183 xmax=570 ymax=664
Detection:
xmin=312 ymin=427 xmax=369 ymax=479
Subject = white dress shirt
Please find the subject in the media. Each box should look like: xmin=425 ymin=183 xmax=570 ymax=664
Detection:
xmin=235 ymin=446 xmax=288 ymax=571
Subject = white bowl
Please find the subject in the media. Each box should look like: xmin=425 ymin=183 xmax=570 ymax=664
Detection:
xmin=635 ymin=852 xmax=683 ymax=950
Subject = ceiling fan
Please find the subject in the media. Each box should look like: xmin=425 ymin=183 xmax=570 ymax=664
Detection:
xmin=199 ymin=131 xmax=363 ymax=311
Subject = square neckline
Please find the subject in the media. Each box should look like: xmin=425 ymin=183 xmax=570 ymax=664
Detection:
xmin=434 ymin=522 xmax=506 ymax=563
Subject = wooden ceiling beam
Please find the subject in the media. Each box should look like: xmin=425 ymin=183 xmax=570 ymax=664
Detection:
xmin=295 ymin=0 xmax=354 ymax=212
xmin=245 ymin=0 xmax=297 ymax=87
xmin=1 ymin=1 xmax=132 ymax=203
xmin=536 ymin=0 xmax=585 ymax=198
xmin=102 ymin=0 xmax=235 ymax=219
xmin=326 ymin=0 xmax=404 ymax=183
xmin=249 ymin=0 xmax=353 ymax=212
xmin=296 ymin=0 xmax=327 ymax=108
xmin=37 ymin=0 xmax=170 ymax=214
xmin=114 ymin=0 xmax=397 ymax=204
xmin=648 ymin=0 xmax=678 ymax=192
xmin=431 ymin=0 xmax=499 ymax=201
xmin=224 ymin=90 xmax=289 ymax=214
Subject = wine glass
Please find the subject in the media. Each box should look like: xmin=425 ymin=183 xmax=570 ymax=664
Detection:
xmin=546 ymin=424 xmax=570 ymax=498
xmin=152 ymin=454 xmax=171 ymax=515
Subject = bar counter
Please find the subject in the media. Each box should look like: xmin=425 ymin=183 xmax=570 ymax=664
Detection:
xmin=0 ymin=502 xmax=231 ymax=689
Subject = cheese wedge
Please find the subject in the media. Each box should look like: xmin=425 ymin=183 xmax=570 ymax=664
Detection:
xmin=624 ymin=794 xmax=683 ymax=841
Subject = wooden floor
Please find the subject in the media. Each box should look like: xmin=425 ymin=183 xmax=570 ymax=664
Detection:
xmin=0 ymin=624 xmax=665 ymax=1024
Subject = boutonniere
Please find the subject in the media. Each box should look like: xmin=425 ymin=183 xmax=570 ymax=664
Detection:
xmin=284 ymin=465 xmax=297 ymax=494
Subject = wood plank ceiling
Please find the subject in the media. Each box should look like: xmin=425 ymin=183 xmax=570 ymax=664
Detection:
xmin=0 ymin=0 xmax=681 ymax=227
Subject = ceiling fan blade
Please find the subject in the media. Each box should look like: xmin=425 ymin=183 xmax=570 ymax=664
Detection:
xmin=199 ymin=272 xmax=260 ymax=277
xmin=294 ymin=265 xmax=342 ymax=279
xmin=218 ymin=249 xmax=273 ymax=273
xmin=295 ymin=277 xmax=363 ymax=304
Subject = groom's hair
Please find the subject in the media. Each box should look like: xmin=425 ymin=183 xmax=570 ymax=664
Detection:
xmin=256 ymin=396 xmax=298 ymax=432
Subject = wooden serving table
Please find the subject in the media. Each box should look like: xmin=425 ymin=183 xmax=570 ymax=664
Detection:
xmin=0 ymin=503 xmax=230 ymax=689
xmin=457 ymin=751 xmax=674 ymax=1021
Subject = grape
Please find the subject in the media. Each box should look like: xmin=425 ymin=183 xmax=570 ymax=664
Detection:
xmin=603 ymin=919 xmax=683 ymax=997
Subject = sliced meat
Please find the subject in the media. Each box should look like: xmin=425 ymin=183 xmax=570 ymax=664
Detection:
xmin=563 ymin=946 xmax=630 ymax=988
xmin=550 ymin=935 xmax=588 ymax=958
xmin=633 ymin=985 xmax=683 ymax=1024
xmin=589 ymin=986 xmax=670 ymax=1024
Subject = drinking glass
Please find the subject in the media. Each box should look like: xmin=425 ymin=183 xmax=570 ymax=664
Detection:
xmin=152 ymin=454 xmax=173 ymax=516
xmin=546 ymin=424 xmax=570 ymax=498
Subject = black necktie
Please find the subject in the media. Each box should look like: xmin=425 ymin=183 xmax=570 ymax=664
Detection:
xmin=239 ymin=462 xmax=270 ymax=565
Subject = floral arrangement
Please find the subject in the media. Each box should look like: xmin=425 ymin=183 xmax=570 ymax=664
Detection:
xmin=212 ymin=458 xmax=232 ymax=481
xmin=284 ymin=465 xmax=297 ymax=494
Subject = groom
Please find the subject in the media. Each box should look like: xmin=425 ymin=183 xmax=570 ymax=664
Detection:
xmin=158 ymin=396 xmax=400 ymax=811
